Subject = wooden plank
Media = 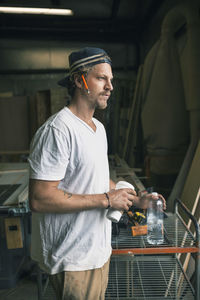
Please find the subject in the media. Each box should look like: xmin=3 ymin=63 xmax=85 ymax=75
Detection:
xmin=36 ymin=90 xmax=51 ymax=128
xmin=114 ymin=169 xmax=135 ymax=176
xmin=0 ymin=169 xmax=28 ymax=174
xmin=4 ymin=217 xmax=23 ymax=249
xmin=183 ymin=190 xmax=200 ymax=271
xmin=181 ymin=140 xmax=200 ymax=218
xmin=0 ymin=96 xmax=30 ymax=151
xmin=177 ymin=190 xmax=200 ymax=293
xmin=110 ymin=83 xmax=121 ymax=154
xmin=177 ymin=142 xmax=200 ymax=281
xmin=123 ymin=65 xmax=143 ymax=160
xmin=110 ymin=154 xmax=146 ymax=192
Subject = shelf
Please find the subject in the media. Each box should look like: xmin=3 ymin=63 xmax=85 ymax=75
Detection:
xmin=39 ymin=199 xmax=200 ymax=300
xmin=105 ymin=256 xmax=195 ymax=300
xmin=112 ymin=213 xmax=198 ymax=255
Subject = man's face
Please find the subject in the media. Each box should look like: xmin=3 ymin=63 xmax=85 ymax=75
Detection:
xmin=85 ymin=63 xmax=113 ymax=110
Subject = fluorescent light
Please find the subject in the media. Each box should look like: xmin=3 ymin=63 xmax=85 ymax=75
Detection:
xmin=0 ymin=6 xmax=73 ymax=16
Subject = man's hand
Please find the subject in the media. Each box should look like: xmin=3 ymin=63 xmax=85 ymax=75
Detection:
xmin=107 ymin=188 xmax=137 ymax=211
xmin=135 ymin=192 xmax=166 ymax=210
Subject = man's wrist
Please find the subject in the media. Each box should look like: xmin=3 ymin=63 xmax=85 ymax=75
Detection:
xmin=104 ymin=192 xmax=110 ymax=209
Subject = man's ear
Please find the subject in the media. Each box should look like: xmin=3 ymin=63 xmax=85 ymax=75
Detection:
xmin=74 ymin=74 xmax=82 ymax=88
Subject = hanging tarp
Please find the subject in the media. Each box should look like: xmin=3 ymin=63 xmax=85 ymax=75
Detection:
xmin=141 ymin=2 xmax=200 ymax=175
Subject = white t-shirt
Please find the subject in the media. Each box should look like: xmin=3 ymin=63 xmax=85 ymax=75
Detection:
xmin=28 ymin=107 xmax=111 ymax=274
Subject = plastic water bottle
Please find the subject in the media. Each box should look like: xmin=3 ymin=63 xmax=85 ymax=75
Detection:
xmin=147 ymin=192 xmax=164 ymax=245
xmin=106 ymin=181 xmax=135 ymax=223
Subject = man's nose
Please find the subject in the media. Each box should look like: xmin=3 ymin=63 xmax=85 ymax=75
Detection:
xmin=105 ymin=80 xmax=113 ymax=91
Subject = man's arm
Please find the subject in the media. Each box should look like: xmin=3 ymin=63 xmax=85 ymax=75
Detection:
xmin=29 ymin=179 xmax=109 ymax=213
xmin=110 ymin=179 xmax=116 ymax=190
xmin=29 ymin=179 xmax=136 ymax=214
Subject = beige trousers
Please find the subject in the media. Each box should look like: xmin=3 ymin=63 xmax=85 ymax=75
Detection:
xmin=49 ymin=259 xmax=110 ymax=300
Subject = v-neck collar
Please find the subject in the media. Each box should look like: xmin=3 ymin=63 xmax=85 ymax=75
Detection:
xmin=65 ymin=107 xmax=97 ymax=133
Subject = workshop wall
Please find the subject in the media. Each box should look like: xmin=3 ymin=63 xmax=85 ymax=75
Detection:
xmin=0 ymin=0 xmax=199 ymax=203
xmin=0 ymin=40 xmax=138 ymax=162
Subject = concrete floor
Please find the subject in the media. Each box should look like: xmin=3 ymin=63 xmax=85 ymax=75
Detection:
xmin=0 ymin=276 xmax=38 ymax=300
xmin=0 ymin=270 xmax=56 ymax=300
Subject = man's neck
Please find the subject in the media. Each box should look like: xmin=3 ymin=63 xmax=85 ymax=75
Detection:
xmin=68 ymin=98 xmax=96 ymax=131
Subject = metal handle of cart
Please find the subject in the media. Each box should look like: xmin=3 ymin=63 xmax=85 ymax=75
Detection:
xmin=174 ymin=198 xmax=200 ymax=300
xmin=174 ymin=198 xmax=200 ymax=246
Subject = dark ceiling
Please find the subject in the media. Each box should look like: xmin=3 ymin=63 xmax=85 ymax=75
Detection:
xmin=0 ymin=0 xmax=165 ymax=43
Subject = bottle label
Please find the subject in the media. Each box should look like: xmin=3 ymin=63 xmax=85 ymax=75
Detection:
xmin=147 ymin=219 xmax=164 ymax=245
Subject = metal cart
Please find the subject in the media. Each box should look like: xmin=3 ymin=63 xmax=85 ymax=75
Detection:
xmin=38 ymin=198 xmax=199 ymax=300
xmin=105 ymin=198 xmax=200 ymax=300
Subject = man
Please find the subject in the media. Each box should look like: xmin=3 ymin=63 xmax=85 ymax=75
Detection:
xmin=28 ymin=47 xmax=165 ymax=300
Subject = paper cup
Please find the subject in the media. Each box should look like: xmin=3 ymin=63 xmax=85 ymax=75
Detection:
xmin=106 ymin=181 xmax=135 ymax=223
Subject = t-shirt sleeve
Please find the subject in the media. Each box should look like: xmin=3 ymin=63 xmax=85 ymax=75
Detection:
xmin=28 ymin=125 xmax=71 ymax=180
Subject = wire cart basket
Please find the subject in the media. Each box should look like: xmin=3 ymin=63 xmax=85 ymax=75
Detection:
xmin=38 ymin=198 xmax=199 ymax=300
xmin=105 ymin=198 xmax=200 ymax=300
